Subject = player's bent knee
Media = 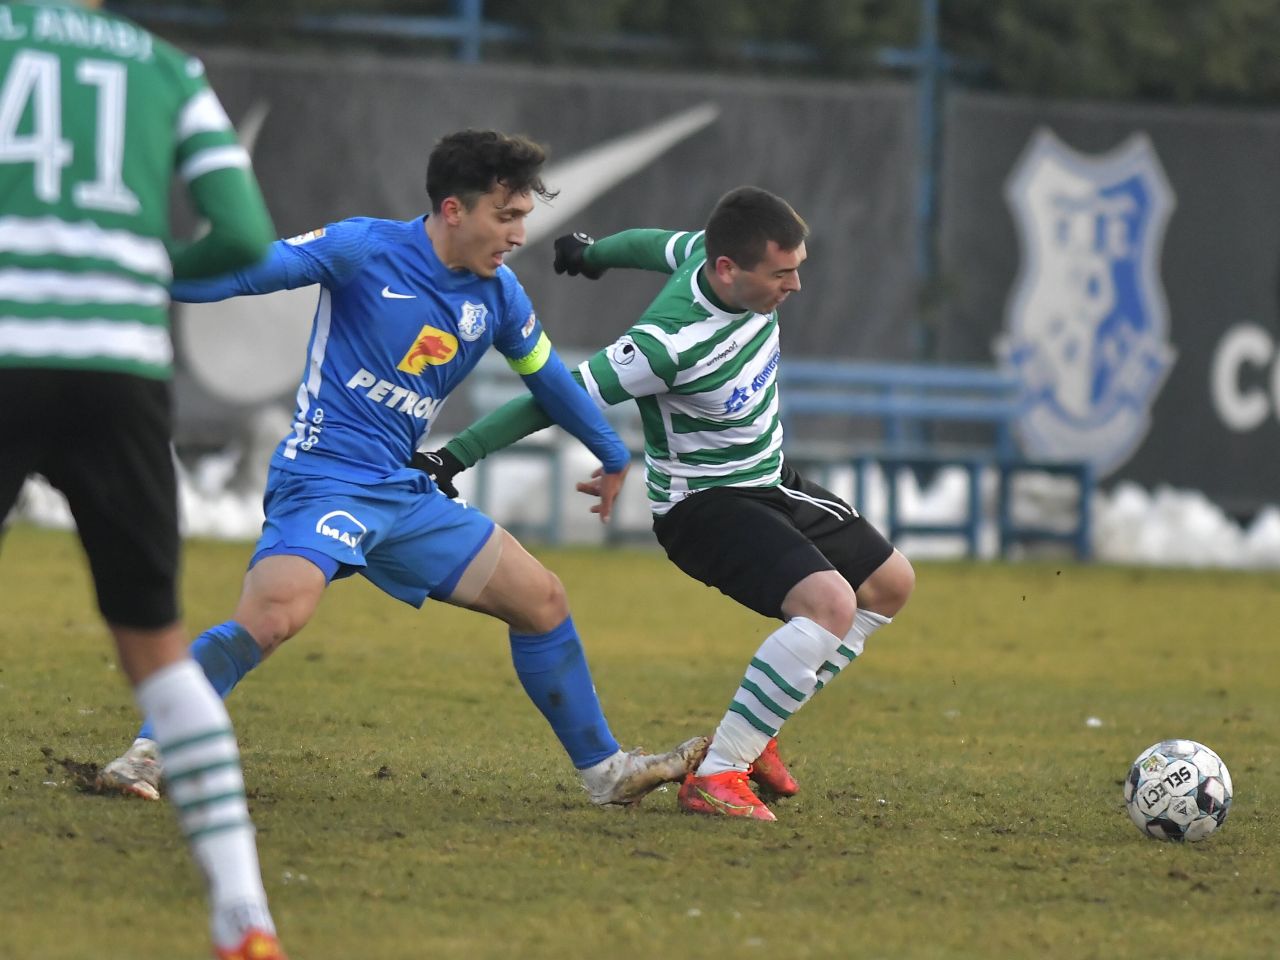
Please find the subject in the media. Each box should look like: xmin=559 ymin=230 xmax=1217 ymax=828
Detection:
xmin=236 ymin=596 xmax=315 ymax=655
xmin=782 ymin=570 xmax=857 ymax=638
xmin=860 ymin=550 xmax=915 ymax=617
xmin=522 ymin=569 xmax=569 ymax=633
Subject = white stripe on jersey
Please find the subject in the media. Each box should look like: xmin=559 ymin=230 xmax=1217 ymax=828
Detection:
xmin=0 ymin=268 xmax=167 ymax=307
xmin=0 ymin=316 xmax=172 ymax=365
xmin=179 ymin=144 xmax=251 ymax=183
xmin=664 ymin=390 xmax=780 ymax=454
xmin=663 ymin=231 xmax=689 ymax=271
xmin=682 ymin=230 xmax=705 ymax=260
xmin=176 ymin=87 xmax=234 ymax=141
xmin=777 ymin=483 xmax=858 ymax=520
xmin=284 ymin=288 xmax=333 ymax=460
xmin=0 ymin=216 xmax=171 ymax=280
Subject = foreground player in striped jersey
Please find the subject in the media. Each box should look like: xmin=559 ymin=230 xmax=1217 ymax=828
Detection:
xmin=0 ymin=2 xmax=285 ymax=956
xmin=97 ymin=129 xmax=704 ymax=813
xmin=420 ymin=187 xmax=916 ymax=820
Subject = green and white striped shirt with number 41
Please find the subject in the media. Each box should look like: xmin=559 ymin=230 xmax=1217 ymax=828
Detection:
xmin=579 ymin=228 xmax=784 ymax=515
xmin=0 ymin=1 xmax=261 ymax=378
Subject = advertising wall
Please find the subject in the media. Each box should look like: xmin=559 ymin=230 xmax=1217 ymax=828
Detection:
xmin=180 ymin=49 xmax=1280 ymax=514
xmin=941 ymin=91 xmax=1280 ymax=515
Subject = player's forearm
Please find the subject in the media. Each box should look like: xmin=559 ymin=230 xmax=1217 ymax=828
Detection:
xmin=170 ymin=167 xmax=275 ymax=280
xmin=445 ymin=368 xmax=594 ymax=468
xmin=522 ymin=356 xmax=628 ymax=472
xmin=445 ymin=393 xmax=553 ymax=467
xmin=170 ymin=242 xmax=296 ymax=302
xmin=586 ymin=229 xmax=682 ymax=274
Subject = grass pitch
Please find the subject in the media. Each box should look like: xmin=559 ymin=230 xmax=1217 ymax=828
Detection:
xmin=2 ymin=524 xmax=1278 ymax=959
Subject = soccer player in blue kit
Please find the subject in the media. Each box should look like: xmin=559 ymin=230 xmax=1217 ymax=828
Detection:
xmin=98 ymin=129 xmax=704 ymax=806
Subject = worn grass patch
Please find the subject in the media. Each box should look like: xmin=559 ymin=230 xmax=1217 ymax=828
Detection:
xmin=1 ymin=525 xmax=1278 ymax=959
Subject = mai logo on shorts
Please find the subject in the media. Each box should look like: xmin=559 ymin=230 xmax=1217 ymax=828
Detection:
xmin=397 ymin=324 xmax=458 ymax=373
xmin=315 ymin=510 xmax=367 ymax=549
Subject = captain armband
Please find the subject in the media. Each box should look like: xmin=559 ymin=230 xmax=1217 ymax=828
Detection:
xmin=507 ymin=332 xmax=552 ymax=375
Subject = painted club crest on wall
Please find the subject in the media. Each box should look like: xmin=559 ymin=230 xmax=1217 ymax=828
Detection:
xmin=1000 ymin=128 xmax=1177 ymax=476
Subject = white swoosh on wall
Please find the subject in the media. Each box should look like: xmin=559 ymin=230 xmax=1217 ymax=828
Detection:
xmin=178 ymin=101 xmax=720 ymax=403
xmin=517 ymin=102 xmax=721 ymax=252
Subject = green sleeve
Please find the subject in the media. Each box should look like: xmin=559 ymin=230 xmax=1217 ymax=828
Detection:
xmin=169 ymin=166 xmax=276 ymax=279
xmin=586 ymin=228 xmax=700 ymax=274
xmin=445 ymin=369 xmax=588 ymax=468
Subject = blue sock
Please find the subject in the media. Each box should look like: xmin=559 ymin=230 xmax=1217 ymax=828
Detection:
xmin=508 ymin=616 xmax=619 ymax=769
xmin=137 ymin=621 xmax=262 ymax=741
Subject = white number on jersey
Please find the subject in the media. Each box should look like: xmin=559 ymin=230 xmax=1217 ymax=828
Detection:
xmin=0 ymin=50 xmax=139 ymax=213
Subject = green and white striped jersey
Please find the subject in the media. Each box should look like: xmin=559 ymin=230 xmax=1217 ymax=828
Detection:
xmin=0 ymin=0 xmax=268 ymax=378
xmin=578 ymin=228 xmax=784 ymax=515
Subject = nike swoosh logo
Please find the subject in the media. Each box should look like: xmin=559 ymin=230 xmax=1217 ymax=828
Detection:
xmin=514 ymin=102 xmax=721 ymax=253
xmin=381 ymin=286 xmax=417 ymax=299
xmin=695 ymin=786 xmax=756 ymax=814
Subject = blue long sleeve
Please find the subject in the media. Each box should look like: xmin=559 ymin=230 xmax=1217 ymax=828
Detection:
xmin=170 ymin=242 xmax=297 ymax=302
xmin=522 ymin=351 xmax=629 ymax=473
xmin=170 ymin=222 xmax=377 ymax=302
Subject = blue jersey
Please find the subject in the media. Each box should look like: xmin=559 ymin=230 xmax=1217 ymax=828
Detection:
xmin=173 ymin=216 xmax=626 ymax=483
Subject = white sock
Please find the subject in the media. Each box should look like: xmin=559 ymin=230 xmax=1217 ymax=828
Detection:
xmin=697 ymin=617 xmax=839 ymax=776
xmin=815 ymin=608 xmax=891 ymax=689
xmin=135 ymin=659 xmax=274 ymax=946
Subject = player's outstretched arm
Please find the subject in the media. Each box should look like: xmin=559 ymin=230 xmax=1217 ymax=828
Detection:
xmin=170 ymin=166 xmax=275 ymax=280
xmin=171 ymin=220 xmax=371 ymax=303
xmin=556 ymin=228 xmax=701 ymax=276
xmin=517 ymin=349 xmax=629 ymax=476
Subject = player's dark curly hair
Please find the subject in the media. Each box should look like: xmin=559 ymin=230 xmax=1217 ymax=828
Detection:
xmin=426 ymin=129 xmax=559 ymax=211
xmin=704 ymin=186 xmax=808 ymax=269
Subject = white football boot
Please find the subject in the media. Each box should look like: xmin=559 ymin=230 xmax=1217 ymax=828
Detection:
xmin=96 ymin=737 xmax=163 ymax=800
xmin=583 ymin=735 xmax=710 ymax=807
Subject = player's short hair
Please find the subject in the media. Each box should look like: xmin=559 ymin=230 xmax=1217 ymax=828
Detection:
xmin=704 ymin=186 xmax=809 ymax=270
xmin=426 ymin=129 xmax=558 ymax=211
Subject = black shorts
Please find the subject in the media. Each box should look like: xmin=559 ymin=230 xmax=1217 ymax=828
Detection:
xmin=652 ymin=463 xmax=894 ymax=621
xmin=0 ymin=368 xmax=180 ymax=629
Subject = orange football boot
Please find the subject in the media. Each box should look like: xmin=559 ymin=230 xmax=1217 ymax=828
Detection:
xmin=214 ymin=929 xmax=287 ymax=960
xmin=748 ymin=737 xmax=799 ymax=797
xmin=678 ymin=770 xmax=776 ymax=821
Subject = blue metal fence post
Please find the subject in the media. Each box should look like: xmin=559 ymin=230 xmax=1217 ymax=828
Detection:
xmin=454 ymin=0 xmax=484 ymax=62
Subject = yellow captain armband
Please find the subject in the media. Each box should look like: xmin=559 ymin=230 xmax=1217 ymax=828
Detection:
xmin=507 ymin=332 xmax=552 ymax=375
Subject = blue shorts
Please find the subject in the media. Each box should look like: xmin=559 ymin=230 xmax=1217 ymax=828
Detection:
xmin=249 ymin=467 xmax=496 ymax=608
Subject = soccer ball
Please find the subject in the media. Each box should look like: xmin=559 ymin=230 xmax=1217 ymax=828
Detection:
xmin=1124 ymin=739 xmax=1232 ymax=842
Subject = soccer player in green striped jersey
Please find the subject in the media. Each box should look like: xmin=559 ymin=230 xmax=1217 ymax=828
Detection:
xmin=0 ymin=2 xmax=285 ymax=956
xmin=420 ymin=187 xmax=917 ymax=821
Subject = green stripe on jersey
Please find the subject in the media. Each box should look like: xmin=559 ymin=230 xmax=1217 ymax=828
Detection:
xmin=674 ymin=321 xmax=778 ymax=395
xmin=0 ymin=4 xmax=242 ymax=376
xmin=586 ymin=352 xmax=633 ymax=405
xmin=676 ymin=411 xmax=781 ymax=466
xmin=687 ymin=453 xmax=783 ymax=490
xmin=670 ymin=384 xmax=778 ymax=434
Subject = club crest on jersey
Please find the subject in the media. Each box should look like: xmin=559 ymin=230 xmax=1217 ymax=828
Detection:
xmin=611 ymin=338 xmax=637 ymax=366
xmin=314 ymin=510 xmax=367 ymax=550
xmin=397 ymin=324 xmax=458 ymax=373
xmin=457 ymin=301 xmax=488 ymax=342
xmin=1001 ymin=128 xmax=1177 ymax=476
xmin=284 ymin=227 xmax=326 ymax=245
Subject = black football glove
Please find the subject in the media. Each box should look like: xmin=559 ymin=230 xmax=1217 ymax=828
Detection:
xmin=410 ymin=448 xmax=465 ymax=499
xmin=553 ymin=232 xmax=607 ymax=280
